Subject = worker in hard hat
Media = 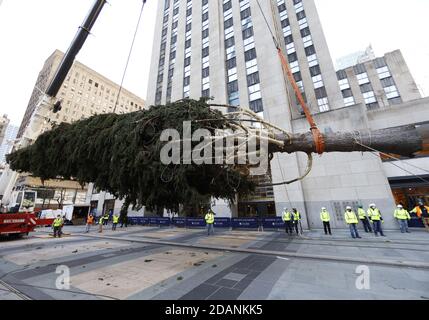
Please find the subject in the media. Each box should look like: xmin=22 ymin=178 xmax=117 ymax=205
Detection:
xmin=358 ymin=205 xmax=372 ymax=233
xmin=410 ymin=201 xmax=429 ymax=232
xmin=282 ymin=208 xmax=293 ymax=236
xmin=205 ymin=209 xmax=215 ymax=236
xmin=292 ymin=208 xmax=302 ymax=235
xmin=368 ymin=204 xmax=385 ymax=237
xmin=52 ymin=215 xmax=64 ymax=238
xmin=320 ymin=207 xmax=332 ymax=235
xmin=98 ymin=215 xmax=104 ymax=233
xmin=345 ymin=206 xmax=361 ymax=239
xmin=85 ymin=214 xmax=94 ymax=233
xmin=112 ymin=213 xmax=120 ymax=231
xmin=394 ymin=204 xmax=411 ymax=233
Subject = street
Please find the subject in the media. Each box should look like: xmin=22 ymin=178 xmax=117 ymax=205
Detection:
xmin=0 ymin=225 xmax=428 ymax=300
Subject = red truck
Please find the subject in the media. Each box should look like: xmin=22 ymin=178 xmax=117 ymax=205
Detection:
xmin=0 ymin=190 xmax=54 ymax=238
xmin=0 ymin=212 xmax=54 ymax=238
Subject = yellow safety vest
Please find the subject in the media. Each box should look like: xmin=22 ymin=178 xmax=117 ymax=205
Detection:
xmin=53 ymin=218 xmax=63 ymax=227
xmin=113 ymin=215 xmax=119 ymax=224
xmin=367 ymin=208 xmax=382 ymax=221
xmin=394 ymin=209 xmax=410 ymax=220
xmin=358 ymin=208 xmax=367 ymax=220
xmin=320 ymin=211 xmax=330 ymax=222
xmin=282 ymin=211 xmax=292 ymax=222
xmin=205 ymin=213 xmax=215 ymax=224
xmin=293 ymin=211 xmax=301 ymax=221
xmin=345 ymin=211 xmax=358 ymax=224
xmin=99 ymin=217 xmax=104 ymax=225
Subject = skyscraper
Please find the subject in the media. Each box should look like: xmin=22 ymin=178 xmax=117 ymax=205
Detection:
xmin=147 ymin=0 xmax=423 ymax=228
xmin=0 ymin=123 xmax=18 ymax=165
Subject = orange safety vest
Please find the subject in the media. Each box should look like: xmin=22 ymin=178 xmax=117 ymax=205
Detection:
xmin=411 ymin=206 xmax=429 ymax=218
xmin=87 ymin=216 xmax=94 ymax=224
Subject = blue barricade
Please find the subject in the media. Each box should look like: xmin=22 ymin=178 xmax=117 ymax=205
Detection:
xmin=263 ymin=217 xmax=285 ymax=229
xmin=128 ymin=217 xmax=149 ymax=225
xmin=186 ymin=218 xmax=206 ymax=228
xmin=128 ymin=217 xmax=138 ymax=225
xmin=172 ymin=217 xmax=187 ymax=227
xmin=146 ymin=217 xmax=171 ymax=226
xmin=158 ymin=217 xmax=171 ymax=226
xmin=214 ymin=218 xmax=231 ymax=228
xmin=231 ymin=218 xmax=258 ymax=229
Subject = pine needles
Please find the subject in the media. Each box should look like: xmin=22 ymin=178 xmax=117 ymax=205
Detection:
xmin=7 ymin=98 xmax=255 ymax=212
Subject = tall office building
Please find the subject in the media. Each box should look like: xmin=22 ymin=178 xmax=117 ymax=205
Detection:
xmin=3 ymin=50 xmax=146 ymax=211
xmin=18 ymin=50 xmax=145 ymax=139
xmin=0 ymin=115 xmax=10 ymax=146
xmin=335 ymin=45 xmax=376 ymax=71
xmin=0 ymin=123 xmax=18 ymax=165
xmin=336 ymin=50 xmax=421 ymax=110
xmin=147 ymin=0 xmax=426 ymax=228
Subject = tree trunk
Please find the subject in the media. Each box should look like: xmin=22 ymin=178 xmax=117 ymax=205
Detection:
xmin=271 ymin=125 xmax=424 ymax=157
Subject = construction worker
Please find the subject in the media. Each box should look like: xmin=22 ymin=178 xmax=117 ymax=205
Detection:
xmin=98 ymin=216 xmax=104 ymax=233
xmin=282 ymin=208 xmax=293 ymax=236
xmin=103 ymin=212 xmax=109 ymax=226
xmin=394 ymin=205 xmax=411 ymax=233
xmin=292 ymin=208 xmax=302 ymax=235
xmin=410 ymin=201 xmax=429 ymax=231
xmin=358 ymin=205 xmax=372 ymax=233
xmin=320 ymin=207 xmax=332 ymax=235
xmin=368 ymin=204 xmax=385 ymax=237
xmin=85 ymin=214 xmax=94 ymax=233
xmin=345 ymin=206 xmax=361 ymax=239
xmin=52 ymin=215 xmax=64 ymax=238
xmin=205 ymin=209 xmax=215 ymax=236
xmin=112 ymin=214 xmax=120 ymax=231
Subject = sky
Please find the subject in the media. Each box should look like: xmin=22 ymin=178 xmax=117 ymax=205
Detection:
xmin=0 ymin=0 xmax=428 ymax=127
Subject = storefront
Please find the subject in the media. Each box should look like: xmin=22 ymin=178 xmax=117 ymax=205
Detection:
xmin=389 ymin=176 xmax=429 ymax=228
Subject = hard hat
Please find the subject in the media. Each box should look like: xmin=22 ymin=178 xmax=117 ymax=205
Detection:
xmin=369 ymin=203 xmax=376 ymax=207
xmin=321 ymin=207 xmax=326 ymax=210
xmin=346 ymin=206 xmax=352 ymax=210
xmin=397 ymin=205 xmax=403 ymax=208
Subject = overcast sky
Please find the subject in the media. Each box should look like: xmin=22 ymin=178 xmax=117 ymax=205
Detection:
xmin=0 ymin=0 xmax=428 ymax=126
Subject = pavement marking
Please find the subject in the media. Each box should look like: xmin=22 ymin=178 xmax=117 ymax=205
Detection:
xmin=0 ymin=279 xmax=32 ymax=300
xmin=3 ymin=241 xmax=128 ymax=266
xmin=80 ymin=233 xmax=429 ymax=270
xmin=276 ymin=257 xmax=290 ymax=261
xmin=72 ymin=249 xmax=223 ymax=300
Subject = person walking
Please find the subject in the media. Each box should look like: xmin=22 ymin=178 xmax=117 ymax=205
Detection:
xmin=98 ymin=216 xmax=104 ymax=233
xmin=345 ymin=206 xmax=361 ymax=239
xmin=52 ymin=215 xmax=64 ymax=238
xmin=282 ymin=208 xmax=293 ymax=236
xmin=103 ymin=212 xmax=109 ymax=226
xmin=320 ymin=207 xmax=332 ymax=235
xmin=205 ymin=209 xmax=215 ymax=236
xmin=368 ymin=204 xmax=385 ymax=237
xmin=292 ymin=208 xmax=302 ymax=235
xmin=358 ymin=205 xmax=372 ymax=233
xmin=394 ymin=205 xmax=411 ymax=233
xmin=411 ymin=202 xmax=429 ymax=231
xmin=112 ymin=214 xmax=120 ymax=231
xmin=85 ymin=214 xmax=94 ymax=233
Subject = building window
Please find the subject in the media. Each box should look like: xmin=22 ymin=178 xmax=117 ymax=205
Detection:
xmin=356 ymin=72 xmax=369 ymax=85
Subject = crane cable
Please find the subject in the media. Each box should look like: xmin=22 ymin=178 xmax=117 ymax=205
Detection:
xmin=256 ymin=0 xmax=325 ymax=155
xmin=113 ymin=0 xmax=147 ymax=113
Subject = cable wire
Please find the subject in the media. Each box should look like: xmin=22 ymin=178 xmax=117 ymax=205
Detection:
xmin=113 ymin=0 xmax=146 ymax=113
